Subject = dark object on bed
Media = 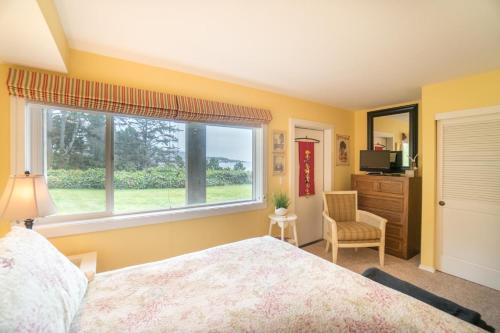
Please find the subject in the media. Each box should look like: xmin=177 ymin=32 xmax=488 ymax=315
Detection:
xmin=362 ymin=268 xmax=495 ymax=332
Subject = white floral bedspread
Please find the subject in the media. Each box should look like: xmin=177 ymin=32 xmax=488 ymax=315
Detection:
xmin=70 ymin=236 xmax=481 ymax=332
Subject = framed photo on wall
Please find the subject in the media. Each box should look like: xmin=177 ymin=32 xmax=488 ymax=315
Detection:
xmin=336 ymin=134 xmax=350 ymax=166
xmin=272 ymin=130 xmax=286 ymax=153
xmin=272 ymin=153 xmax=285 ymax=175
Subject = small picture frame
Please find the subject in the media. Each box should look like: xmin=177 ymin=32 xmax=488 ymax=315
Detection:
xmin=272 ymin=130 xmax=286 ymax=153
xmin=272 ymin=153 xmax=285 ymax=175
xmin=336 ymin=134 xmax=350 ymax=166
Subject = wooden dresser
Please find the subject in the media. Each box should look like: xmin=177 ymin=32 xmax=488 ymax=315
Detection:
xmin=351 ymin=174 xmax=422 ymax=259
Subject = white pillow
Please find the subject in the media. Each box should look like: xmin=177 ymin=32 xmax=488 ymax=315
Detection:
xmin=0 ymin=227 xmax=88 ymax=333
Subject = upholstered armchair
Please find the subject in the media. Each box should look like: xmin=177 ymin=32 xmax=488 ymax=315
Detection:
xmin=323 ymin=191 xmax=387 ymax=266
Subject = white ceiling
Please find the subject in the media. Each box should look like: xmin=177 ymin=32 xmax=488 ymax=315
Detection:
xmin=0 ymin=0 xmax=66 ymax=72
xmin=11 ymin=1 xmax=500 ymax=110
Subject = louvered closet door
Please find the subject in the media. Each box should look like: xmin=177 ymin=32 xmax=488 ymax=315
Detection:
xmin=437 ymin=111 xmax=500 ymax=291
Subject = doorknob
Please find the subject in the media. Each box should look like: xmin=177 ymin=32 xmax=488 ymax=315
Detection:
xmin=438 ymin=201 xmax=446 ymax=206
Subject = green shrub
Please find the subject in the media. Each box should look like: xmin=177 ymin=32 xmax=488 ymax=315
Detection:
xmin=47 ymin=167 xmax=251 ymax=189
xmin=206 ymin=169 xmax=251 ymax=186
xmin=47 ymin=168 xmax=105 ymax=189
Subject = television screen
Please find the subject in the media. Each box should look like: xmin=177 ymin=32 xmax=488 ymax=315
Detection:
xmin=360 ymin=150 xmax=390 ymax=171
xmin=389 ymin=151 xmax=403 ymax=169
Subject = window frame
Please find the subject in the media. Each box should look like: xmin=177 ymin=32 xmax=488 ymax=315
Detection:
xmin=10 ymin=98 xmax=267 ymax=237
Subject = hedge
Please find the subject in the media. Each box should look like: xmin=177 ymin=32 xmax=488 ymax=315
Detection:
xmin=47 ymin=167 xmax=251 ymax=189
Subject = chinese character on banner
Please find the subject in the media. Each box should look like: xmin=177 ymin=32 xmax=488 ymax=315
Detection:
xmin=298 ymin=141 xmax=315 ymax=196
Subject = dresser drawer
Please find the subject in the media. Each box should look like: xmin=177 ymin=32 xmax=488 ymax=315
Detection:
xmin=385 ymin=236 xmax=403 ymax=253
xmin=358 ymin=195 xmax=404 ymax=213
xmin=352 ymin=174 xmax=421 ymax=260
xmin=386 ymin=223 xmax=404 ymax=239
xmin=358 ymin=207 xmax=404 ymax=225
xmin=379 ymin=181 xmax=404 ymax=195
xmin=353 ymin=177 xmax=405 ymax=196
xmin=353 ymin=179 xmax=377 ymax=192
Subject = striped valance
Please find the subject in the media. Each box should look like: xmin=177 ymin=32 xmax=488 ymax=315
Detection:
xmin=176 ymin=95 xmax=272 ymax=124
xmin=7 ymin=68 xmax=272 ymax=125
xmin=7 ymin=68 xmax=177 ymax=119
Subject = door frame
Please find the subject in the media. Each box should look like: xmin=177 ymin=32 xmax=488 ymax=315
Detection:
xmin=435 ymin=105 xmax=500 ymax=271
xmin=288 ymin=119 xmax=333 ymax=213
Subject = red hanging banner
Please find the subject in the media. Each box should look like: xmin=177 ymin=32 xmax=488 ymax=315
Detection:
xmin=298 ymin=141 xmax=315 ymax=197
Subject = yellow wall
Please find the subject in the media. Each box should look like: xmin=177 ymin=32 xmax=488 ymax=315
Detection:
xmin=419 ymin=68 xmax=500 ymax=268
xmin=0 ymin=65 xmax=11 ymax=237
xmin=0 ymin=50 xmax=355 ymax=271
xmin=373 ymin=115 xmax=409 ymax=150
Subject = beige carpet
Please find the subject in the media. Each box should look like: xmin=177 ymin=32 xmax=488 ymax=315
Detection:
xmin=303 ymin=240 xmax=500 ymax=331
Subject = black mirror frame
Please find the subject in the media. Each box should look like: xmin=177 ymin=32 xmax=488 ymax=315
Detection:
xmin=367 ymin=104 xmax=418 ymax=168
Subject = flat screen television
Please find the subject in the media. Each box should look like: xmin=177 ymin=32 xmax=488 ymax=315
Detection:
xmin=360 ymin=150 xmax=403 ymax=173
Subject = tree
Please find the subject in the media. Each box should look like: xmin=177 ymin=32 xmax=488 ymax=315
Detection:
xmin=47 ymin=109 xmax=105 ymax=170
xmin=174 ymin=154 xmax=185 ymax=169
xmin=233 ymin=161 xmax=245 ymax=171
xmin=114 ymin=117 xmax=183 ymax=171
xmin=207 ymin=157 xmax=222 ymax=170
xmin=46 ymin=109 xmax=184 ymax=172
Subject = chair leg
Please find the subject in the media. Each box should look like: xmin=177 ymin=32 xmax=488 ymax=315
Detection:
xmin=324 ymin=240 xmax=330 ymax=253
xmin=379 ymin=244 xmax=385 ymax=267
xmin=332 ymin=243 xmax=338 ymax=263
xmin=354 ymin=247 xmax=358 ymax=253
xmin=292 ymin=223 xmax=299 ymax=247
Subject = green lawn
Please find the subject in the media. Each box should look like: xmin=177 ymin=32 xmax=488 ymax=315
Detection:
xmin=49 ymin=184 xmax=252 ymax=215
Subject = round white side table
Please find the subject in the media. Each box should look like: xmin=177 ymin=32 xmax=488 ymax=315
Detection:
xmin=268 ymin=213 xmax=298 ymax=246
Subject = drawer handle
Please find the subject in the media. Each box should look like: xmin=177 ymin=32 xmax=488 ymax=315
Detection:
xmin=438 ymin=201 xmax=446 ymax=206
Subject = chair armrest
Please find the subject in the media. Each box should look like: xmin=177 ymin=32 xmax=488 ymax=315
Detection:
xmin=322 ymin=211 xmax=337 ymax=225
xmin=322 ymin=212 xmax=339 ymax=242
xmin=68 ymin=252 xmax=97 ymax=282
xmin=358 ymin=210 xmax=387 ymax=230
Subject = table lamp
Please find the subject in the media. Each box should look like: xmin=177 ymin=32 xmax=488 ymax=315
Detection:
xmin=0 ymin=171 xmax=57 ymax=229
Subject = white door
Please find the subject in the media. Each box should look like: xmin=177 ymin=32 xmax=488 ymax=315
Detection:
xmin=437 ymin=111 xmax=500 ymax=291
xmin=294 ymin=128 xmax=324 ymax=246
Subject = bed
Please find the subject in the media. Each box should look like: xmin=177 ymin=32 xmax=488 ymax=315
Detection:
xmin=0 ymin=228 xmax=482 ymax=332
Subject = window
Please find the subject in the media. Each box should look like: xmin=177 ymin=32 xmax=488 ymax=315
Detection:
xmin=22 ymin=103 xmax=265 ymax=230
xmin=205 ymin=125 xmax=253 ymax=204
xmin=113 ymin=116 xmax=187 ymax=213
xmin=45 ymin=108 xmax=106 ymax=214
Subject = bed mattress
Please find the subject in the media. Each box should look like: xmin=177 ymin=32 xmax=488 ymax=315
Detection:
xmin=70 ymin=236 xmax=481 ymax=332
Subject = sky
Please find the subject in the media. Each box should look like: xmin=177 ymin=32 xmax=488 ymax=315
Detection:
xmin=176 ymin=124 xmax=253 ymax=161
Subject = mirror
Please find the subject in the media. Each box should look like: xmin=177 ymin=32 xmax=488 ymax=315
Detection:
xmin=367 ymin=104 xmax=418 ymax=169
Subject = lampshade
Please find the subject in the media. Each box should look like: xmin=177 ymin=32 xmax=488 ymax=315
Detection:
xmin=0 ymin=173 xmax=57 ymax=221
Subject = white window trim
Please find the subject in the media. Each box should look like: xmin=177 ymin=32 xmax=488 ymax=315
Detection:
xmin=30 ymin=200 xmax=267 ymax=238
xmin=10 ymin=97 xmax=267 ymax=237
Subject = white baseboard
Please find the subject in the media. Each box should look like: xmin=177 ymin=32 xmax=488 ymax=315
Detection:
xmin=418 ymin=264 xmax=436 ymax=273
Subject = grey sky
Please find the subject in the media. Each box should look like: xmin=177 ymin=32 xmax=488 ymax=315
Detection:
xmin=176 ymin=124 xmax=252 ymax=161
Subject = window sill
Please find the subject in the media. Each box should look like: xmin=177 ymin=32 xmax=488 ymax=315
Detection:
xmin=30 ymin=200 xmax=267 ymax=238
